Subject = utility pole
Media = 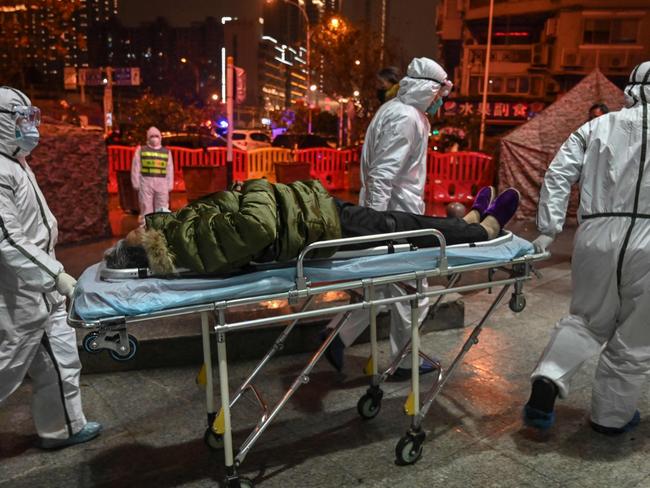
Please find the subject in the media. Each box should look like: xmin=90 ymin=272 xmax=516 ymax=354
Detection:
xmin=478 ymin=0 xmax=494 ymax=151
xmin=103 ymin=66 xmax=113 ymax=136
xmin=226 ymin=56 xmax=234 ymax=186
xmin=379 ymin=0 xmax=387 ymax=66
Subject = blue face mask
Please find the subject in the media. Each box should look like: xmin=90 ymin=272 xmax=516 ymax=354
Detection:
xmin=426 ymin=98 xmax=444 ymax=116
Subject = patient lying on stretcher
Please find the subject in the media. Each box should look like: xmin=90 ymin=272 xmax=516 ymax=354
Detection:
xmin=104 ymin=179 xmax=520 ymax=275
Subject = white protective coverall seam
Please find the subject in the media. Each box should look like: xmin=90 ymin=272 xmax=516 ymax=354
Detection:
xmin=40 ymin=332 xmax=74 ymax=436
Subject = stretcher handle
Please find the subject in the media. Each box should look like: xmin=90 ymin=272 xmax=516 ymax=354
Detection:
xmin=295 ymin=229 xmax=447 ymax=290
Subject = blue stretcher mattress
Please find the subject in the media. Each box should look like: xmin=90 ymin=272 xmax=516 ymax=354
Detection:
xmin=74 ymin=235 xmax=534 ymax=321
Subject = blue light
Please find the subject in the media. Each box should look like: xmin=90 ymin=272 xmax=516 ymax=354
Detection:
xmin=218 ymin=119 xmax=229 ymax=129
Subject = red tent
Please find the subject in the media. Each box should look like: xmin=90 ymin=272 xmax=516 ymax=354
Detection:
xmin=498 ymin=70 xmax=625 ymax=222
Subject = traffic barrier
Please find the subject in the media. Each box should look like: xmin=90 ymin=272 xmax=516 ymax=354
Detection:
xmin=426 ymin=151 xmax=494 ymax=216
xmin=107 ymin=146 xmax=493 ymax=215
xmin=246 ymin=148 xmax=292 ymax=181
xmin=295 ymin=148 xmax=348 ymax=191
xmin=107 ymin=145 xmax=135 ymax=193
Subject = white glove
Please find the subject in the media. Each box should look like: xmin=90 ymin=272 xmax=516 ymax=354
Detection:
xmin=532 ymin=234 xmax=554 ymax=253
xmin=55 ymin=272 xmax=77 ymax=300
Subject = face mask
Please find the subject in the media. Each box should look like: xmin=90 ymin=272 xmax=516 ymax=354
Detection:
xmin=15 ymin=119 xmax=39 ymax=155
xmin=426 ymin=98 xmax=444 ymax=116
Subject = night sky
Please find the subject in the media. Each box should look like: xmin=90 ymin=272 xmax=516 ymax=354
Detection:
xmin=118 ymin=0 xmax=263 ymax=26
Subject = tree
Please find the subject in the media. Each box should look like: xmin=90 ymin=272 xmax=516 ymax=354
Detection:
xmin=123 ymin=92 xmax=206 ymax=142
xmin=310 ymin=14 xmax=398 ymax=110
xmin=0 ymin=1 xmax=85 ymax=88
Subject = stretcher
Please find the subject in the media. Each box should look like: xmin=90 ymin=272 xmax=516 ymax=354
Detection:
xmin=68 ymin=229 xmax=548 ymax=487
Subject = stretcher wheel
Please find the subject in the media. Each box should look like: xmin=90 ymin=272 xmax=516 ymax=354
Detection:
xmin=82 ymin=333 xmax=102 ymax=354
xmin=395 ymin=432 xmax=425 ymax=465
xmin=203 ymin=427 xmax=223 ymax=450
xmin=509 ymin=294 xmax=526 ymax=313
xmin=357 ymin=392 xmax=382 ymax=420
xmin=108 ymin=335 xmax=139 ymax=361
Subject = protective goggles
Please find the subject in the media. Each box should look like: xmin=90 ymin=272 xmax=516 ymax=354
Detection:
xmin=408 ymin=76 xmax=454 ymax=97
xmin=0 ymin=105 xmax=41 ymax=127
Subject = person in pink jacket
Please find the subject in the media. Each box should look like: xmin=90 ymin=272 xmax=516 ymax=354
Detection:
xmin=130 ymin=126 xmax=174 ymax=223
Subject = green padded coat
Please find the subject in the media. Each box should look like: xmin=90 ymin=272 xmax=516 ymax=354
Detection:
xmin=144 ymin=178 xmax=341 ymax=274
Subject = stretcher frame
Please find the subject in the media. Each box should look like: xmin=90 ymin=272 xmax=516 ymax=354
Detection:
xmin=68 ymin=229 xmax=548 ymax=488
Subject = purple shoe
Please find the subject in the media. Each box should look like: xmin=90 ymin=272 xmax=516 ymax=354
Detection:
xmin=471 ymin=186 xmax=495 ymax=217
xmin=485 ymin=188 xmax=520 ymax=228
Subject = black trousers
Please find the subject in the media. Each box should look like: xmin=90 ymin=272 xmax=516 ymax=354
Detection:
xmin=334 ymin=199 xmax=488 ymax=249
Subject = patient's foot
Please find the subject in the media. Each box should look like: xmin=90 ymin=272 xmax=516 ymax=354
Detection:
xmin=480 ymin=188 xmax=520 ymax=238
xmin=464 ymin=186 xmax=495 ymax=224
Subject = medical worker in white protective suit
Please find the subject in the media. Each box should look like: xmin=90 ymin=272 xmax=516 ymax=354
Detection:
xmin=131 ymin=126 xmax=174 ymax=224
xmin=323 ymin=58 xmax=453 ymax=378
xmin=0 ymin=87 xmax=102 ymax=448
xmin=523 ymin=61 xmax=650 ymax=435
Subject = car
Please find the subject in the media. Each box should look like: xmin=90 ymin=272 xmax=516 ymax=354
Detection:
xmin=161 ymin=132 xmax=227 ymax=149
xmin=272 ymin=133 xmax=333 ymax=149
xmin=230 ymin=129 xmax=272 ymax=150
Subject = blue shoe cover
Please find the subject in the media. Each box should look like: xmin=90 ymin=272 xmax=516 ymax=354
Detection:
xmin=523 ymin=404 xmax=555 ymax=430
xmin=40 ymin=421 xmax=103 ymax=449
xmin=392 ymin=359 xmax=440 ymax=381
xmin=590 ymin=410 xmax=640 ymax=436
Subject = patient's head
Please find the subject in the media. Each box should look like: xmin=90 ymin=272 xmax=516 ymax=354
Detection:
xmin=104 ymin=227 xmax=176 ymax=274
xmin=104 ymin=238 xmax=149 ymax=269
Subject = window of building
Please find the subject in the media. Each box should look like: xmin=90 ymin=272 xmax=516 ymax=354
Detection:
xmin=473 ymin=75 xmax=544 ymax=96
xmin=583 ymin=17 xmax=639 ymax=44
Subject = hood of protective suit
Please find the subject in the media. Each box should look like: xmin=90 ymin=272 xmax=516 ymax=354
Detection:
xmin=624 ymin=61 xmax=650 ymax=108
xmin=397 ymin=57 xmax=448 ymax=113
xmin=147 ymin=126 xmax=162 ymax=148
xmin=0 ymin=86 xmax=31 ymax=158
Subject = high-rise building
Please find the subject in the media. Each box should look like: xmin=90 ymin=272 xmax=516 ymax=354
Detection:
xmin=0 ymin=1 xmax=117 ymax=85
xmin=437 ymin=0 xmax=650 ymax=129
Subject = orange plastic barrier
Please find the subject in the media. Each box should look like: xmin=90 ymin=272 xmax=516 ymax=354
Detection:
xmin=294 ymin=148 xmax=349 ymax=191
xmin=107 ymin=146 xmax=492 ymax=214
xmin=107 ymin=145 xmax=135 ymax=193
xmin=425 ymin=151 xmax=494 ymax=216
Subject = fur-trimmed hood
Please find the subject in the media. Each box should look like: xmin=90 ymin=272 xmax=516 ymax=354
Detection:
xmin=141 ymin=228 xmax=175 ymax=274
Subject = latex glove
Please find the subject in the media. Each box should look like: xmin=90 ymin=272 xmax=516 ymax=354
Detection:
xmin=55 ymin=272 xmax=77 ymax=300
xmin=532 ymin=234 xmax=554 ymax=253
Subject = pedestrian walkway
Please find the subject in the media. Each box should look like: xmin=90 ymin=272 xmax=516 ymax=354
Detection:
xmin=3 ymin=255 xmax=650 ymax=488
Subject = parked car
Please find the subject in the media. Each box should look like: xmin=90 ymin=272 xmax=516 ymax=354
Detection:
xmin=161 ymin=132 xmax=227 ymax=149
xmin=272 ymin=133 xmax=334 ymax=149
xmin=230 ymin=130 xmax=272 ymax=150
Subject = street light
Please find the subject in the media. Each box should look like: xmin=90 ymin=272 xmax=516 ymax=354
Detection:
xmin=180 ymin=57 xmax=200 ymax=99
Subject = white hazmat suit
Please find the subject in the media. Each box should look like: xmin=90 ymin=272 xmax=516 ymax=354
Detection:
xmin=0 ymin=87 xmax=88 ymax=441
xmin=531 ymin=61 xmax=650 ymax=429
xmin=332 ymin=58 xmax=449 ymax=366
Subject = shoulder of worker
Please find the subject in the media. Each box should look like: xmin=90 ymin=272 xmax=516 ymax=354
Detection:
xmin=0 ymin=152 xmax=21 ymax=183
xmin=376 ymin=100 xmax=421 ymax=128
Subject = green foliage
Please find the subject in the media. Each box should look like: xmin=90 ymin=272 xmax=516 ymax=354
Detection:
xmin=310 ymin=14 xmax=398 ymax=108
xmin=124 ymin=92 xmax=205 ymax=142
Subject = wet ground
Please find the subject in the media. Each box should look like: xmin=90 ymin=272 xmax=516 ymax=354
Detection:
xmin=3 ymin=192 xmax=629 ymax=488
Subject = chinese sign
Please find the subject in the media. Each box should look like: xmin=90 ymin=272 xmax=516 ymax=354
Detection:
xmin=113 ymin=67 xmax=141 ymax=86
xmin=441 ymin=100 xmax=546 ymax=121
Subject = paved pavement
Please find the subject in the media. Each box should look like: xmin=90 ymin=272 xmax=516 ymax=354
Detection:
xmin=8 ymin=200 xmax=649 ymax=488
